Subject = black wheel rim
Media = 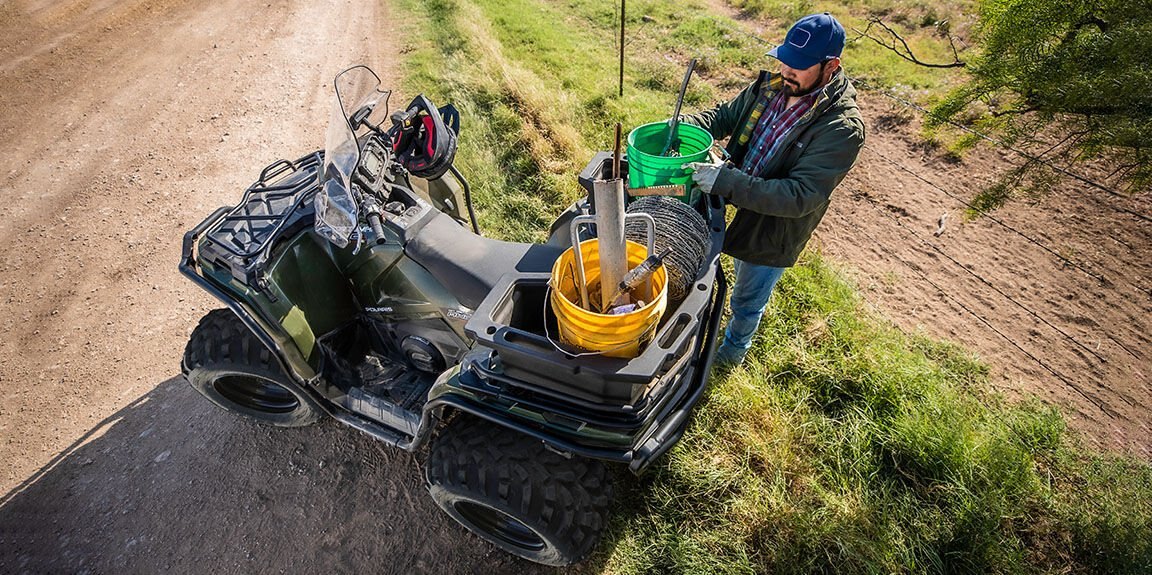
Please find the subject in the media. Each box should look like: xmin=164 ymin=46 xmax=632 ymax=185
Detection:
xmin=213 ymin=375 xmax=300 ymax=414
xmin=453 ymin=501 xmax=547 ymax=552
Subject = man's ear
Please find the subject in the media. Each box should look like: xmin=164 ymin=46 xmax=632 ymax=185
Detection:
xmin=824 ymin=57 xmax=842 ymax=81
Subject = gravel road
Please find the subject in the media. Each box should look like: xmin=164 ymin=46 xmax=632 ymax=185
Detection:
xmin=0 ymin=1 xmax=560 ymax=572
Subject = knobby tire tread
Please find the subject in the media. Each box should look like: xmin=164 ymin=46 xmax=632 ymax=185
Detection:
xmin=427 ymin=415 xmax=612 ymax=566
xmin=183 ymin=308 xmax=323 ymax=427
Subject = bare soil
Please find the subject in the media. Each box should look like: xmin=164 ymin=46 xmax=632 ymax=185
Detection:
xmin=0 ymin=0 xmax=557 ymax=573
xmin=0 ymin=0 xmax=1148 ymax=573
xmin=821 ymin=93 xmax=1151 ymax=457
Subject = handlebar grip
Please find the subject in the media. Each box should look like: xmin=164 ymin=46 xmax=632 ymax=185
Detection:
xmin=367 ymin=212 xmax=386 ymax=245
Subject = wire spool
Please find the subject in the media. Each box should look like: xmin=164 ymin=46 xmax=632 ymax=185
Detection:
xmin=624 ymin=197 xmax=711 ymax=303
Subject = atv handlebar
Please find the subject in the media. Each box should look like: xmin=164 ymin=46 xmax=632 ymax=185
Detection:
xmin=366 ymin=211 xmax=386 ymax=245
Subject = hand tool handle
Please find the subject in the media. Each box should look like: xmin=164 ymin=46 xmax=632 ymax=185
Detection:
xmin=663 ymin=58 xmax=697 ymax=156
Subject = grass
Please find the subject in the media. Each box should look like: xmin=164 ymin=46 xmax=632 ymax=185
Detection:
xmin=392 ymin=0 xmax=1152 ymax=571
xmin=605 ymin=252 xmax=1152 ymax=573
xmin=731 ymin=0 xmax=976 ymax=93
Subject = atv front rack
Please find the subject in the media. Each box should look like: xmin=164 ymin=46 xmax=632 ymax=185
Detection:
xmin=195 ymin=152 xmax=322 ymax=290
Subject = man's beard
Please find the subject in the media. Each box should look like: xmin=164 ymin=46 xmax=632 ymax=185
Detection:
xmin=781 ymin=79 xmax=818 ymax=97
xmin=781 ymin=62 xmax=830 ymax=97
xmin=781 ymin=75 xmax=823 ymax=97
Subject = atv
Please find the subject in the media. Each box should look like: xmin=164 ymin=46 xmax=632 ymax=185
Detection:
xmin=179 ymin=66 xmax=726 ymax=566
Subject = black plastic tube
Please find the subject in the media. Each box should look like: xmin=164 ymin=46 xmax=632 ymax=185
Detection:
xmin=449 ymin=164 xmax=481 ymax=235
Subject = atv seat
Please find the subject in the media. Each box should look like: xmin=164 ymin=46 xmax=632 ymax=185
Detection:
xmin=407 ymin=213 xmax=565 ymax=309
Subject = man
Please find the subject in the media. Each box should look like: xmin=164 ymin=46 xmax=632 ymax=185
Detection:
xmin=682 ymin=12 xmax=865 ymax=367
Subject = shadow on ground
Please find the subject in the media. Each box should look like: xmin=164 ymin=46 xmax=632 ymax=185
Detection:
xmin=0 ymin=377 xmax=566 ymax=574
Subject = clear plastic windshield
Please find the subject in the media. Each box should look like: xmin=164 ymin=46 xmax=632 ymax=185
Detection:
xmin=314 ymin=66 xmax=390 ymax=248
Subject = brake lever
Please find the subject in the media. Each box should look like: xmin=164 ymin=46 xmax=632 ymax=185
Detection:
xmin=350 ymin=227 xmax=366 ymax=255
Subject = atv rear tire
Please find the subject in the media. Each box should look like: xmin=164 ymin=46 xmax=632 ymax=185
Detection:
xmin=426 ymin=415 xmax=612 ymax=566
xmin=183 ymin=309 xmax=324 ymax=427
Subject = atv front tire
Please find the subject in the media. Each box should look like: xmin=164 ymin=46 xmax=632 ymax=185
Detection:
xmin=183 ymin=309 xmax=324 ymax=427
xmin=426 ymin=415 xmax=612 ymax=566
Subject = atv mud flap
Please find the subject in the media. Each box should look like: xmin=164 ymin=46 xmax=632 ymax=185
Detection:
xmin=424 ymin=265 xmax=726 ymax=475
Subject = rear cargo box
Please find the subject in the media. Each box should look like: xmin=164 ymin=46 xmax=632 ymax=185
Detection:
xmin=465 ymin=160 xmax=726 ymax=406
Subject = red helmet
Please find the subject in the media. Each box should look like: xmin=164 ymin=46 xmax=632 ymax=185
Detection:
xmin=389 ymin=95 xmax=458 ymax=180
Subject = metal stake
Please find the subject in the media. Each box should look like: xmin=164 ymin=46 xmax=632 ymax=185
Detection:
xmin=618 ymin=0 xmax=625 ymax=97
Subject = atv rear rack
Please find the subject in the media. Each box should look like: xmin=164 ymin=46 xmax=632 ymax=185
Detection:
xmin=196 ymin=152 xmax=322 ymax=290
xmin=463 ymin=192 xmax=726 ymax=406
xmin=427 ymin=263 xmax=727 ymax=474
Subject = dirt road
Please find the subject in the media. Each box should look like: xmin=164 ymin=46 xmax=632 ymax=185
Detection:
xmin=1 ymin=0 xmax=1149 ymax=572
xmin=0 ymin=0 xmax=555 ymax=572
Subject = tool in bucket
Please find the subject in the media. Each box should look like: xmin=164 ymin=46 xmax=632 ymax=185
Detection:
xmin=661 ymin=58 xmax=697 ymax=158
xmin=603 ymin=246 xmax=673 ymax=310
xmin=548 ymin=236 xmax=667 ymax=357
xmin=541 ymin=278 xmax=663 ymax=358
xmin=567 ymin=219 xmax=657 ymax=312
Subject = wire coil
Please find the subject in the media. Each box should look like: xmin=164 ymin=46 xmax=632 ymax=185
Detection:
xmin=625 ymin=197 xmax=711 ymax=303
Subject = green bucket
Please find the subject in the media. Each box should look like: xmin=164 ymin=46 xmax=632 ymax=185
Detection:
xmin=626 ymin=121 xmax=713 ymax=204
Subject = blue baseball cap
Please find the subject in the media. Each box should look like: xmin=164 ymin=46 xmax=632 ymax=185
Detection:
xmin=768 ymin=13 xmax=846 ymax=70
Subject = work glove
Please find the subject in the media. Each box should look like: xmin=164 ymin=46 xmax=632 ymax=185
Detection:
xmin=682 ymin=161 xmax=723 ymax=195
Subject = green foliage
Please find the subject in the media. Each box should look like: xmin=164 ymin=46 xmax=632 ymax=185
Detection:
xmin=931 ymin=0 xmax=1152 ymax=190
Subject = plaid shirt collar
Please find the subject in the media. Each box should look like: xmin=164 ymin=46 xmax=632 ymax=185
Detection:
xmin=740 ymin=88 xmax=821 ymax=176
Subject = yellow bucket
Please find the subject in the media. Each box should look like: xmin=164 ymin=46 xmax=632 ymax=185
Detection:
xmin=550 ymin=239 xmax=667 ymax=358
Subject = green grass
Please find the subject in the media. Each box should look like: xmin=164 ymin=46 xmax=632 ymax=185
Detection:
xmin=602 ymin=253 xmax=1151 ymax=573
xmin=392 ymin=0 xmax=1152 ymax=571
xmin=731 ymin=0 xmax=975 ymax=93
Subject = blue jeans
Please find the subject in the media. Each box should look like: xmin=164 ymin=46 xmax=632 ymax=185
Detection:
xmin=715 ymin=259 xmax=786 ymax=366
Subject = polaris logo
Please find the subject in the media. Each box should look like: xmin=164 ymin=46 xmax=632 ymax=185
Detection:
xmin=365 ymin=306 xmax=394 ymax=313
xmin=446 ymin=308 xmax=471 ymax=321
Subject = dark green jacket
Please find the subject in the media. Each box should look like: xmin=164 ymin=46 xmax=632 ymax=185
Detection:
xmin=684 ymin=69 xmax=864 ymax=267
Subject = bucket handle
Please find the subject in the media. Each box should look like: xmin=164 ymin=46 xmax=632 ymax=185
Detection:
xmin=710 ymin=143 xmax=729 ymax=162
xmin=542 ymin=282 xmax=662 ymax=358
xmin=569 ymin=213 xmax=656 ymax=310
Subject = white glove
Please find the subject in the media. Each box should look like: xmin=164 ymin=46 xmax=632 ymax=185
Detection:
xmin=682 ymin=161 xmax=723 ymax=195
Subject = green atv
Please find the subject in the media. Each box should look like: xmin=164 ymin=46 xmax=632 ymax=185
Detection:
xmin=179 ymin=66 xmax=726 ymax=566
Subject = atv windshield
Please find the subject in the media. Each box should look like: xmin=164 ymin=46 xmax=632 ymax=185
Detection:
xmin=314 ymin=66 xmax=390 ymax=248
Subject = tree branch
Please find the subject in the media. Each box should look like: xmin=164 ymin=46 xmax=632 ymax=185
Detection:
xmin=990 ymin=106 xmax=1042 ymax=117
xmin=1062 ymin=15 xmax=1110 ymax=46
xmin=853 ymin=18 xmax=966 ymax=69
xmin=1037 ymin=129 xmax=1088 ymax=160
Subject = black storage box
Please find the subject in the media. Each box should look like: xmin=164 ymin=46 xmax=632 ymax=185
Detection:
xmin=464 ymin=178 xmax=726 ymax=406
